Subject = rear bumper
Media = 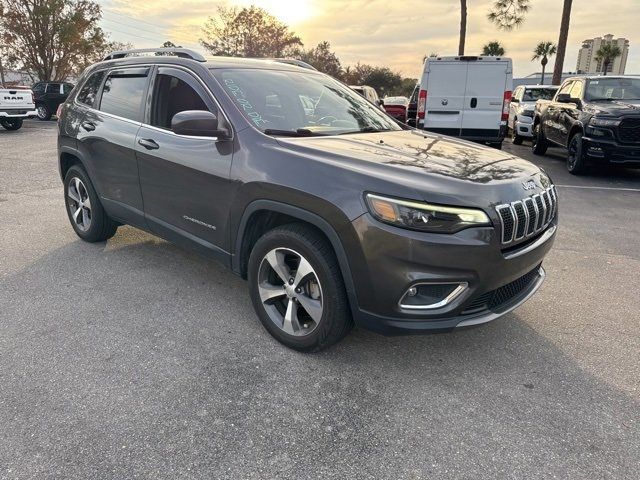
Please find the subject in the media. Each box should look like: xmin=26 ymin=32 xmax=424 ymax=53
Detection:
xmin=0 ymin=109 xmax=37 ymax=119
xmin=583 ymin=134 xmax=640 ymax=166
xmin=422 ymin=126 xmax=507 ymax=143
xmin=349 ymin=213 xmax=556 ymax=335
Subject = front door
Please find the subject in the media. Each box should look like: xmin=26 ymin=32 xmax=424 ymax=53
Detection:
xmin=135 ymin=67 xmax=235 ymax=259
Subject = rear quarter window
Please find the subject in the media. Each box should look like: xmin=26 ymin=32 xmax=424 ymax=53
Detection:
xmin=76 ymin=71 xmax=106 ymax=107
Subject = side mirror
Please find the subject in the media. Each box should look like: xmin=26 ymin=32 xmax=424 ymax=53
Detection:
xmin=556 ymin=93 xmax=571 ymax=103
xmin=171 ymin=110 xmax=230 ymax=139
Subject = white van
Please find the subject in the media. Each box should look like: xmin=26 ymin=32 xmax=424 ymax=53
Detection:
xmin=417 ymin=56 xmax=513 ymax=148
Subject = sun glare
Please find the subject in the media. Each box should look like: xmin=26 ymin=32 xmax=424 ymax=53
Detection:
xmin=237 ymin=0 xmax=315 ymax=25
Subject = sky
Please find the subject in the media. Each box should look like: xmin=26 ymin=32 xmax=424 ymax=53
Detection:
xmin=98 ymin=0 xmax=640 ymax=79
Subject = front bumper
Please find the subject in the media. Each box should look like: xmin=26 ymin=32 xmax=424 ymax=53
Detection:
xmin=0 ymin=109 xmax=37 ymax=119
xmin=348 ymin=213 xmax=556 ymax=334
xmin=514 ymin=116 xmax=534 ymax=137
xmin=583 ymin=133 xmax=640 ymax=166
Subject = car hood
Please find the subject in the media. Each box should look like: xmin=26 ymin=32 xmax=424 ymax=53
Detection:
xmin=586 ymin=100 xmax=640 ymax=116
xmin=276 ymin=130 xmax=543 ymax=185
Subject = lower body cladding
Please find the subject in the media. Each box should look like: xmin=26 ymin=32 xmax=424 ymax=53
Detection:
xmin=348 ymin=213 xmax=556 ymax=334
xmin=582 ymin=134 xmax=640 ymax=167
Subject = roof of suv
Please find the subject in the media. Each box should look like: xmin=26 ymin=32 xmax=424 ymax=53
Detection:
xmin=98 ymin=54 xmax=317 ymax=74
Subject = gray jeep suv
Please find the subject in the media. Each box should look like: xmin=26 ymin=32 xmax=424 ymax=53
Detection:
xmin=57 ymin=48 xmax=558 ymax=351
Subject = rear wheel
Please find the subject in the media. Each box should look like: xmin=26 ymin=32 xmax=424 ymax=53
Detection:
xmin=532 ymin=122 xmax=548 ymax=155
xmin=64 ymin=165 xmax=118 ymax=242
xmin=567 ymin=132 xmax=589 ymax=175
xmin=36 ymin=104 xmax=52 ymax=121
xmin=511 ymin=119 xmax=523 ymax=145
xmin=248 ymin=224 xmax=353 ymax=352
xmin=1 ymin=118 xmax=23 ymax=130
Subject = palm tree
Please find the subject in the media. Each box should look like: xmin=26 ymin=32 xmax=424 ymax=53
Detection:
xmin=458 ymin=0 xmax=467 ymax=55
xmin=487 ymin=0 xmax=531 ymax=30
xmin=595 ymin=43 xmax=622 ymax=75
xmin=552 ymin=0 xmax=572 ymax=85
xmin=482 ymin=41 xmax=506 ymax=56
xmin=532 ymin=42 xmax=557 ymax=84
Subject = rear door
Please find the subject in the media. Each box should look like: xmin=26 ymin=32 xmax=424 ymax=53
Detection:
xmin=422 ymin=61 xmax=467 ymax=136
xmin=76 ymin=67 xmax=149 ymax=227
xmin=461 ymin=60 xmax=509 ymax=138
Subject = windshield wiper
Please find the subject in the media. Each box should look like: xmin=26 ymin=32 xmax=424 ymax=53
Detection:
xmin=338 ymin=126 xmax=394 ymax=135
xmin=263 ymin=128 xmax=325 ymax=137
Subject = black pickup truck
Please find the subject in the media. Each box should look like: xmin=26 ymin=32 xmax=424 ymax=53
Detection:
xmin=533 ymin=76 xmax=640 ymax=174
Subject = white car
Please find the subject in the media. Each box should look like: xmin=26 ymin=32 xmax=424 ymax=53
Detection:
xmin=508 ymin=85 xmax=558 ymax=144
xmin=0 ymin=86 xmax=37 ymax=131
xmin=350 ymin=85 xmax=384 ymax=109
xmin=417 ymin=56 xmax=513 ymax=148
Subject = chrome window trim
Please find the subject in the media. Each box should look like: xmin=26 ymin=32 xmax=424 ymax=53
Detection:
xmin=399 ymin=282 xmax=469 ymax=310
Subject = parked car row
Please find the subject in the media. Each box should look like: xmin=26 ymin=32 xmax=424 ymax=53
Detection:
xmin=0 ymin=81 xmax=74 ymax=130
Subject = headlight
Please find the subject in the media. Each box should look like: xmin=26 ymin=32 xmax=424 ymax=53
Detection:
xmin=365 ymin=193 xmax=491 ymax=233
xmin=589 ymin=117 xmax=621 ymax=127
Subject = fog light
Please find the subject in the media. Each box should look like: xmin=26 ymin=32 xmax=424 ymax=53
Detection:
xmin=399 ymin=282 xmax=468 ymax=310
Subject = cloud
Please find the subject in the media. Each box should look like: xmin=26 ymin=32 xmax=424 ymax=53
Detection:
xmin=99 ymin=0 xmax=639 ymax=78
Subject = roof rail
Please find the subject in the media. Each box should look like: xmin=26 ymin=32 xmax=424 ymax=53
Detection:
xmin=264 ymin=58 xmax=318 ymax=71
xmin=103 ymin=48 xmax=206 ymax=62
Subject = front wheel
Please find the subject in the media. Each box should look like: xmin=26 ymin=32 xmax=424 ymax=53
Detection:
xmin=532 ymin=122 xmax=548 ymax=155
xmin=567 ymin=132 xmax=589 ymax=175
xmin=1 ymin=118 xmax=23 ymax=130
xmin=248 ymin=224 xmax=353 ymax=352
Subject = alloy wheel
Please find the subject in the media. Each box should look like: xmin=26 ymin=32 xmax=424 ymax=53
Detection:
xmin=37 ymin=106 xmax=48 ymax=120
xmin=67 ymin=177 xmax=92 ymax=231
xmin=257 ymin=247 xmax=323 ymax=336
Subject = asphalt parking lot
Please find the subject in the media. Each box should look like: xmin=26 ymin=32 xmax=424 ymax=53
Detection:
xmin=1 ymin=120 xmax=639 ymax=479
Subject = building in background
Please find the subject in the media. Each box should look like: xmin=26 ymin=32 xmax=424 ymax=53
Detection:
xmin=576 ymin=34 xmax=629 ymax=75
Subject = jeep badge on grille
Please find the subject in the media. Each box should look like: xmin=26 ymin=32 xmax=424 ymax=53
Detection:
xmin=522 ymin=180 xmax=536 ymax=190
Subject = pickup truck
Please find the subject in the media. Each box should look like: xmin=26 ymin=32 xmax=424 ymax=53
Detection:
xmin=533 ymin=75 xmax=640 ymax=174
xmin=0 ymin=86 xmax=37 ymax=131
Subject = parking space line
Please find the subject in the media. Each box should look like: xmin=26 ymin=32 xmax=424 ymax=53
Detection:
xmin=555 ymin=184 xmax=640 ymax=192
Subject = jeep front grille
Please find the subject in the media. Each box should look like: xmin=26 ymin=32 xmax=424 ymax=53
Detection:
xmin=496 ymin=186 xmax=557 ymax=245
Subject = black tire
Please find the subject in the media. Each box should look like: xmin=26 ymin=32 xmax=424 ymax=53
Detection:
xmin=489 ymin=141 xmax=503 ymax=150
xmin=531 ymin=121 xmax=548 ymax=155
xmin=248 ymin=223 xmax=353 ymax=352
xmin=567 ymin=132 xmax=589 ymax=175
xmin=36 ymin=103 xmax=52 ymax=121
xmin=511 ymin=121 xmax=523 ymax=145
xmin=63 ymin=165 xmax=118 ymax=242
xmin=1 ymin=118 xmax=23 ymax=130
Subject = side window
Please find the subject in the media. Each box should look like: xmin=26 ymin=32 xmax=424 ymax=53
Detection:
xmin=558 ymin=81 xmax=574 ymax=96
xmin=46 ymin=83 xmax=61 ymax=93
xmin=99 ymin=70 xmax=148 ymax=122
xmin=150 ymin=73 xmax=213 ymax=130
xmin=570 ymin=81 xmax=583 ymax=99
xmin=76 ymin=71 xmax=105 ymax=107
xmin=32 ymin=83 xmax=45 ymax=93
xmin=63 ymin=84 xmax=74 ymax=95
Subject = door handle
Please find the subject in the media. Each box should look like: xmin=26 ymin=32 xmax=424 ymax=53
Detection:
xmin=138 ymin=138 xmax=159 ymax=150
xmin=81 ymin=121 xmax=95 ymax=132
xmin=470 ymin=98 xmax=478 ymax=108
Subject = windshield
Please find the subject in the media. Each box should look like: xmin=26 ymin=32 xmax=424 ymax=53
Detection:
xmin=523 ymin=88 xmax=557 ymax=101
xmin=212 ymin=68 xmax=401 ymax=136
xmin=585 ymin=78 xmax=640 ymax=101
